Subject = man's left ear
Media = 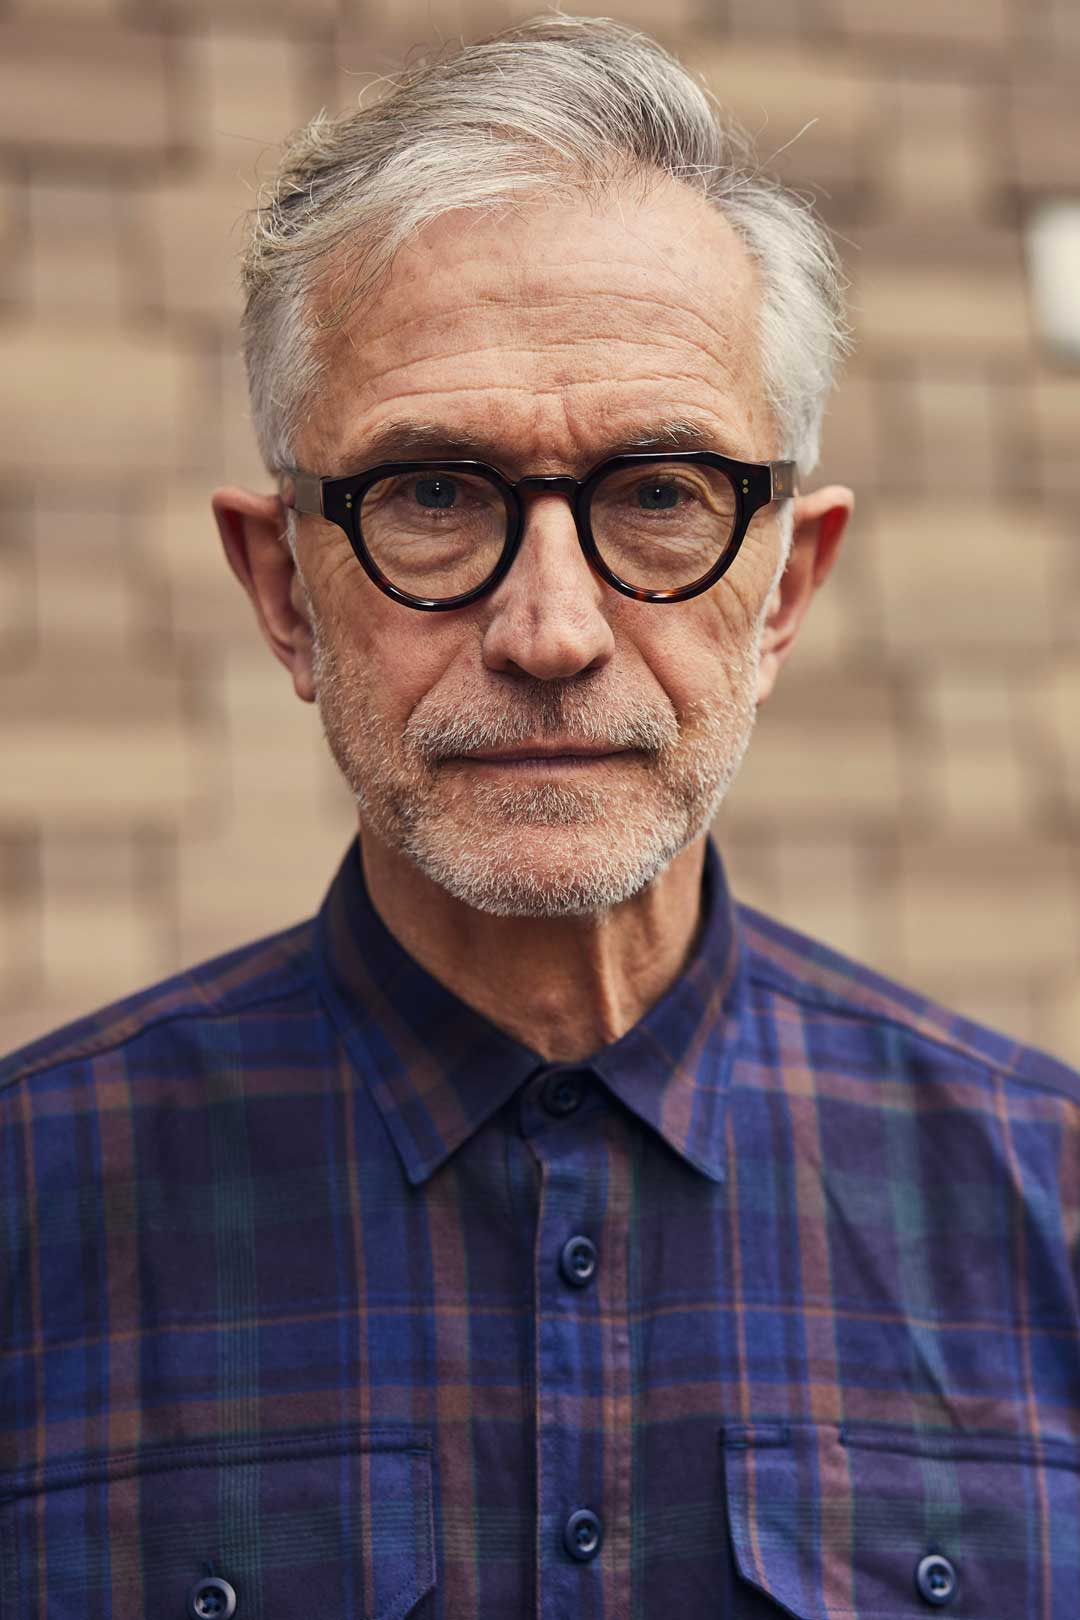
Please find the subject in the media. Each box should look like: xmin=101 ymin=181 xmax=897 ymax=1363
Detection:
xmin=755 ymin=483 xmax=854 ymax=705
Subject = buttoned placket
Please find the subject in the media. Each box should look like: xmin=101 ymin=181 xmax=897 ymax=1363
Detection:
xmin=521 ymin=1063 xmax=634 ymax=1618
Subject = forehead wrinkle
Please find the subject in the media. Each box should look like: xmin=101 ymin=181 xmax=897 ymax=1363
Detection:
xmin=354 ymin=332 xmax=728 ymax=380
xmin=329 ymin=286 xmax=758 ymax=435
xmin=333 ymin=407 xmax=748 ymax=478
xmin=311 ymin=274 xmax=765 ymax=474
xmin=343 ymin=224 xmax=757 ymax=355
xmin=341 ymin=328 xmax=749 ymax=415
xmin=310 ymin=365 xmax=759 ymax=475
xmin=343 ymin=358 xmax=744 ymax=431
xmin=384 ymin=178 xmax=757 ymax=310
xmin=356 ymin=287 xmax=747 ymax=367
xmin=309 ymin=185 xmax=768 ymax=439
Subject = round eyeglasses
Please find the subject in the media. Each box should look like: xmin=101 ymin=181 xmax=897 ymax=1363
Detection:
xmin=281 ymin=451 xmax=797 ymax=611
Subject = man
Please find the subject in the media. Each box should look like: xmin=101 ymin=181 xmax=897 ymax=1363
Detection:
xmin=2 ymin=15 xmax=1078 ymax=1619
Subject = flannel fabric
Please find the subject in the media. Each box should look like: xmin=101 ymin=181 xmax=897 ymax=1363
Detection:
xmin=2 ymin=833 xmax=1079 ymax=1619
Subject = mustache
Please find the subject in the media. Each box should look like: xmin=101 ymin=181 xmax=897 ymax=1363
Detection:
xmin=403 ymin=681 xmax=679 ymax=763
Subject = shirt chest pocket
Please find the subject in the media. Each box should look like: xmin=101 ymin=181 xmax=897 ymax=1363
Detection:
xmin=0 ymin=1427 xmax=435 ymax=1620
xmin=723 ymin=1421 xmax=1080 ymax=1619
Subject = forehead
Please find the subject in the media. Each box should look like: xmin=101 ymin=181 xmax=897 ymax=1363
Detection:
xmin=304 ymin=179 xmax=770 ymax=471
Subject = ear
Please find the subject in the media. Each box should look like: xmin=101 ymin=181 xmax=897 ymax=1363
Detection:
xmin=211 ymin=485 xmax=317 ymax=704
xmin=755 ymin=483 xmax=854 ymax=705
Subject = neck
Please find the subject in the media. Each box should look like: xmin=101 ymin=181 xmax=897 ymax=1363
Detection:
xmin=357 ymin=829 xmax=710 ymax=1062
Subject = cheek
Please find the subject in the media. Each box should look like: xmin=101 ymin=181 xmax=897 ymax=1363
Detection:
xmin=715 ymin=573 xmax=767 ymax=648
xmin=629 ymin=579 xmax=765 ymax=716
xmin=309 ymin=543 xmax=466 ymax=719
xmin=723 ymin=516 xmax=783 ymax=624
xmin=362 ymin=614 xmax=478 ymax=730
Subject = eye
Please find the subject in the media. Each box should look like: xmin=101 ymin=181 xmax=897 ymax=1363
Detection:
xmin=413 ymin=475 xmax=458 ymax=510
xmin=636 ymin=480 xmax=680 ymax=511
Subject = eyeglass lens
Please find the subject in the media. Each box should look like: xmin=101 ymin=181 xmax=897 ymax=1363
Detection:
xmin=358 ymin=462 xmax=739 ymax=600
xmin=360 ymin=470 xmax=505 ymax=598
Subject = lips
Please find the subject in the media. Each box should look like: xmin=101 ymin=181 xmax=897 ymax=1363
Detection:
xmin=458 ymin=743 xmax=625 ymax=764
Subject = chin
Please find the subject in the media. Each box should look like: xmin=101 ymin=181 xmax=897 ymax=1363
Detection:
xmin=402 ymin=814 xmax=691 ymax=920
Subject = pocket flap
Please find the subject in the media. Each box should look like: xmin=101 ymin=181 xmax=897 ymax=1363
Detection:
xmin=722 ymin=1420 xmax=1080 ymax=1619
xmin=0 ymin=1426 xmax=434 ymax=1620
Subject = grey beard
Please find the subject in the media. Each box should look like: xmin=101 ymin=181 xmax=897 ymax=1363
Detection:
xmin=309 ymin=604 xmax=761 ymax=918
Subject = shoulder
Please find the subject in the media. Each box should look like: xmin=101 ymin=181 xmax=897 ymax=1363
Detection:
xmin=735 ymin=898 xmax=1080 ymax=1110
xmin=0 ymin=917 xmax=319 ymax=1101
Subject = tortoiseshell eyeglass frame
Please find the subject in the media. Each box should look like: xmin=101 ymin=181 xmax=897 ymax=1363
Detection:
xmin=280 ymin=450 xmax=798 ymax=612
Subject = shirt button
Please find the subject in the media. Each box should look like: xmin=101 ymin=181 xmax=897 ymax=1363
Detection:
xmin=915 ymin=1552 xmax=958 ymax=1607
xmin=541 ymin=1071 xmax=586 ymax=1117
xmin=560 ymin=1235 xmax=598 ymax=1287
xmin=187 ymin=1576 xmax=237 ymax=1619
xmin=563 ymin=1508 xmax=603 ymax=1562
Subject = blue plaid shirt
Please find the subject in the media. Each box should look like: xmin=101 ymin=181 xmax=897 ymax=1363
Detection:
xmin=2 ymin=835 xmax=1079 ymax=1618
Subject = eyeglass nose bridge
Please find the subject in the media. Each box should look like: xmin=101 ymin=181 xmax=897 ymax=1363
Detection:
xmin=511 ymin=474 xmax=582 ymax=498
xmin=501 ymin=472 xmax=592 ymax=571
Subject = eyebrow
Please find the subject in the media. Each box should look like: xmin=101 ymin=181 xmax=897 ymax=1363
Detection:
xmin=332 ymin=415 xmax=742 ymax=474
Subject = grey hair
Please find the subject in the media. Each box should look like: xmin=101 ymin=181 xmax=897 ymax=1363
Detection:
xmin=241 ymin=13 xmax=852 ymax=492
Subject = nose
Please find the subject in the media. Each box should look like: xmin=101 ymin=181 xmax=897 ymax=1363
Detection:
xmin=480 ymin=491 xmax=616 ymax=680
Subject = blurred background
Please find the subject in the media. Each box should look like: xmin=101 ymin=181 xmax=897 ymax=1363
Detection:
xmin=0 ymin=0 xmax=1078 ymax=1064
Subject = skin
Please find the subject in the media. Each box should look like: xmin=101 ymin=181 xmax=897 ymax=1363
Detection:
xmin=213 ymin=179 xmax=852 ymax=1061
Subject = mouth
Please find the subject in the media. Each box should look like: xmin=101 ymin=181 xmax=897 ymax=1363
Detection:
xmin=448 ymin=745 xmax=636 ymax=771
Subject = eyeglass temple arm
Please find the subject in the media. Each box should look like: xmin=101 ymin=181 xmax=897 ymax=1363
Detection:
xmin=279 ymin=469 xmax=324 ymax=517
xmin=770 ymin=461 xmax=797 ymax=500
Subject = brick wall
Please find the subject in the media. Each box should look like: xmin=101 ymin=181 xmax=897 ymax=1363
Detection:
xmin=1 ymin=0 xmax=1078 ymax=1065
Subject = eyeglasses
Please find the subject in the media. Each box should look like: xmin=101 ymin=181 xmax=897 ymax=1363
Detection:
xmin=281 ymin=450 xmax=797 ymax=611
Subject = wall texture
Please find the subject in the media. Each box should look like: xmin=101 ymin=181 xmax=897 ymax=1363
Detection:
xmin=1 ymin=0 xmax=1078 ymax=1064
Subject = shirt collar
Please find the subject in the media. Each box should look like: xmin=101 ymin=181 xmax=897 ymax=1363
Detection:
xmin=313 ymin=834 xmax=746 ymax=1186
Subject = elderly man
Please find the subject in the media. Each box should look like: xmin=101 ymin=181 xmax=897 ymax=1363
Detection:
xmin=3 ymin=15 xmax=1079 ymax=1620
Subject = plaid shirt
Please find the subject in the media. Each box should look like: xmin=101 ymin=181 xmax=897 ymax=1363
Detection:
xmin=2 ymin=834 xmax=1079 ymax=1619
